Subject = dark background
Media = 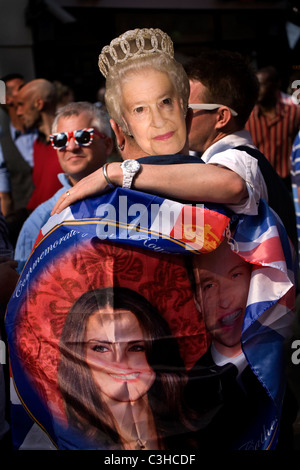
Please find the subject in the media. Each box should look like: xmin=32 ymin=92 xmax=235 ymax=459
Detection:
xmin=25 ymin=0 xmax=300 ymax=103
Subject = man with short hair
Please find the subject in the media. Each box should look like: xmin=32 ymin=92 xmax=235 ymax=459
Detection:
xmin=14 ymin=101 xmax=113 ymax=273
xmin=184 ymin=51 xmax=296 ymax=247
xmin=186 ymin=50 xmax=259 ymax=155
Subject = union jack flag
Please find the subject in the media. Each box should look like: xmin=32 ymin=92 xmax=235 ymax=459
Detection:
xmin=5 ymin=189 xmax=295 ymax=450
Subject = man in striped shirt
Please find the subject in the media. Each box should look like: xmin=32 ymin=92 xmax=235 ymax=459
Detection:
xmin=0 ymin=208 xmax=18 ymax=450
xmin=245 ymin=66 xmax=300 ymax=189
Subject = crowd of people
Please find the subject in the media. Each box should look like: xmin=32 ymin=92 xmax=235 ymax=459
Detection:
xmin=0 ymin=27 xmax=300 ymax=451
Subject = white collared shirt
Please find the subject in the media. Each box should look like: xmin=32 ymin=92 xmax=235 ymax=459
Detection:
xmin=201 ymin=130 xmax=268 ymax=215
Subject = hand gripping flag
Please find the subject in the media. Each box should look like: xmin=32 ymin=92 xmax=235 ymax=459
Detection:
xmin=4 ymin=189 xmax=295 ymax=450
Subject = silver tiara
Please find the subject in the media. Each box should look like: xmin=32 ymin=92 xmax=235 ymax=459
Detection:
xmin=98 ymin=28 xmax=174 ymax=78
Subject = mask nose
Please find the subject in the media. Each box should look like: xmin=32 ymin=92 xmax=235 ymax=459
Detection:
xmin=150 ymin=107 xmax=165 ymax=128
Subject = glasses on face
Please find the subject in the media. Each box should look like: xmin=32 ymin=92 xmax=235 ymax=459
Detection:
xmin=189 ymin=103 xmax=238 ymax=117
xmin=49 ymin=128 xmax=106 ymax=149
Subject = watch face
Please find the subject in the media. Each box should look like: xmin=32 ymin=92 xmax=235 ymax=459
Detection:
xmin=123 ymin=160 xmax=140 ymax=172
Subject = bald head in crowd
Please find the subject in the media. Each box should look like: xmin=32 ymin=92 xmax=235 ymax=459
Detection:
xmin=17 ymin=79 xmax=57 ymax=135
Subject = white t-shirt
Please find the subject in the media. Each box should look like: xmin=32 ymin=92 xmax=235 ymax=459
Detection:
xmin=201 ymin=130 xmax=268 ymax=215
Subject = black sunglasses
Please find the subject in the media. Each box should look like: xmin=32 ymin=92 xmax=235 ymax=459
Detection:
xmin=49 ymin=128 xmax=106 ymax=149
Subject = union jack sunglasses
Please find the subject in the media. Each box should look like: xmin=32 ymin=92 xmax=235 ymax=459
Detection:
xmin=50 ymin=128 xmax=106 ymax=149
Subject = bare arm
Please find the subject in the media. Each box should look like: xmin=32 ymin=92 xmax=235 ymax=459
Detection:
xmin=123 ymin=162 xmax=246 ymax=203
xmin=51 ymin=161 xmax=247 ymax=215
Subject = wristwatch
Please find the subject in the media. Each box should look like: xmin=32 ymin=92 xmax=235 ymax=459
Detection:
xmin=120 ymin=159 xmax=141 ymax=188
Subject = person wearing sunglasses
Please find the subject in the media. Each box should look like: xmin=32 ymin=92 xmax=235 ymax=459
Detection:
xmin=185 ymin=51 xmax=297 ymax=249
xmin=49 ymin=127 xmax=106 ymax=150
xmin=14 ymin=101 xmax=113 ymax=273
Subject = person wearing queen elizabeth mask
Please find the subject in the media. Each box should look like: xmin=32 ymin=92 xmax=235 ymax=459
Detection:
xmin=52 ymin=28 xmax=269 ymax=217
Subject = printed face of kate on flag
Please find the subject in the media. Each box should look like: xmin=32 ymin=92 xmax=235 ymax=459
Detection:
xmin=85 ymin=308 xmax=156 ymax=403
xmin=58 ymin=286 xmax=188 ymax=447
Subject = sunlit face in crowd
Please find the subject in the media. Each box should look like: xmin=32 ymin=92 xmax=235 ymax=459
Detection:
xmin=120 ymin=68 xmax=187 ymax=156
xmin=16 ymin=85 xmax=41 ymax=130
xmin=193 ymin=241 xmax=252 ymax=357
xmin=85 ymin=308 xmax=156 ymax=403
xmin=188 ymin=80 xmax=219 ymax=154
xmin=55 ymin=112 xmax=112 ymax=185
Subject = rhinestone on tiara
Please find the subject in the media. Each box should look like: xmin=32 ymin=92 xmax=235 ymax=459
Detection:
xmin=98 ymin=28 xmax=174 ymax=78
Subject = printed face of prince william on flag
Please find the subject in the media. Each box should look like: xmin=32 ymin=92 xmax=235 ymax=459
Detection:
xmin=192 ymin=240 xmax=252 ymax=358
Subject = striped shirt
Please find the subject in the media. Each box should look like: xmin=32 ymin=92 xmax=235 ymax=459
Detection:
xmin=245 ymin=101 xmax=300 ymax=179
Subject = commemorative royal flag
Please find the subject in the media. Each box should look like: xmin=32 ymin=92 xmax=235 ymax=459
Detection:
xmin=4 ymin=188 xmax=296 ymax=451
